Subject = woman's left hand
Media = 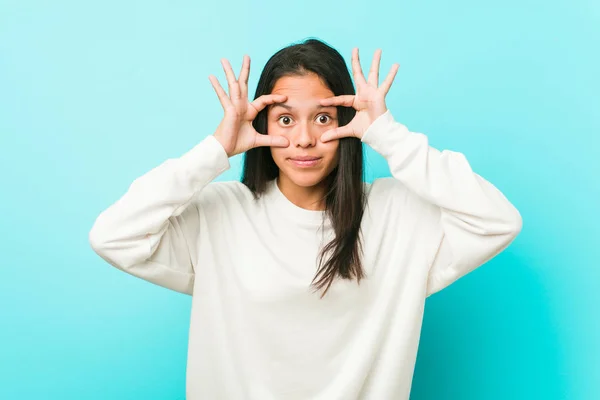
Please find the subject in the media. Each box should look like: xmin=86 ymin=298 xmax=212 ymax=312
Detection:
xmin=319 ymin=48 xmax=399 ymax=142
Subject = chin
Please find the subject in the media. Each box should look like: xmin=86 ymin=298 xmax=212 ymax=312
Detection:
xmin=287 ymin=175 xmax=326 ymax=188
xmin=280 ymin=167 xmax=334 ymax=188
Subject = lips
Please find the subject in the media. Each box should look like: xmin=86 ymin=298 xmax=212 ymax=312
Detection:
xmin=288 ymin=156 xmax=322 ymax=168
xmin=289 ymin=156 xmax=321 ymax=161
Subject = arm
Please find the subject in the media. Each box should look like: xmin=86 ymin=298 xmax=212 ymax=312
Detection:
xmin=361 ymin=110 xmax=523 ymax=297
xmin=89 ymin=53 xmax=291 ymax=295
xmin=88 ymin=135 xmax=230 ymax=295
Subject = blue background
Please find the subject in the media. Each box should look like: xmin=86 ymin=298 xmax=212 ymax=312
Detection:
xmin=1 ymin=0 xmax=598 ymax=398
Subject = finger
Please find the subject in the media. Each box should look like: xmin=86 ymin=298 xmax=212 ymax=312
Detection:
xmin=253 ymin=133 xmax=290 ymax=148
xmin=367 ymin=49 xmax=382 ymax=86
xmin=320 ymin=124 xmax=357 ymax=142
xmin=320 ymin=95 xmax=355 ymax=108
xmin=239 ymin=55 xmax=250 ymax=100
xmin=351 ymin=48 xmax=367 ymax=86
xmin=221 ymin=58 xmax=241 ymax=100
xmin=380 ymin=63 xmax=400 ymax=94
xmin=247 ymin=94 xmax=287 ymax=119
xmin=208 ymin=75 xmax=232 ymax=109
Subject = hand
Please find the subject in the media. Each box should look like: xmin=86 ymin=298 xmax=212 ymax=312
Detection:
xmin=209 ymin=55 xmax=290 ymax=157
xmin=319 ymin=48 xmax=399 ymax=142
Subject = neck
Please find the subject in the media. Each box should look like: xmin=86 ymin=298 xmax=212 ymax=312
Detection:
xmin=276 ymin=175 xmax=328 ymax=211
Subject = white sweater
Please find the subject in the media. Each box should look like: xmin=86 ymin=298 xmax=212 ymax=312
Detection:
xmin=89 ymin=110 xmax=522 ymax=399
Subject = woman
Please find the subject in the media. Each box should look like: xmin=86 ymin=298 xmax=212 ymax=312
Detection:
xmin=89 ymin=38 xmax=522 ymax=399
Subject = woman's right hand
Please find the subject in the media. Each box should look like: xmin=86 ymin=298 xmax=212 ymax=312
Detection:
xmin=209 ymin=55 xmax=289 ymax=157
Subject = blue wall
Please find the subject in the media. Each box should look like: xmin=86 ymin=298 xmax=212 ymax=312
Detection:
xmin=1 ymin=0 xmax=597 ymax=398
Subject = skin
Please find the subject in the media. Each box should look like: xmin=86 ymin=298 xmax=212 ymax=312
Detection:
xmin=209 ymin=48 xmax=399 ymax=211
xmin=267 ymin=73 xmax=340 ymax=211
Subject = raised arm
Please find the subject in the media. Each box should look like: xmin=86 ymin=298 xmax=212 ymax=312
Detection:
xmin=319 ymin=47 xmax=522 ymax=296
xmin=89 ymin=136 xmax=230 ymax=294
xmin=89 ymin=54 xmax=290 ymax=294
xmin=361 ymin=111 xmax=522 ymax=296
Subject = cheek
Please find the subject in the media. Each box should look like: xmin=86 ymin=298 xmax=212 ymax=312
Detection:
xmin=267 ymin=122 xmax=286 ymax=158
xmin=327 ymin=142 xmax=341 ymax=168
xmin=323 ymin=141 xmax=339 ymax=158
xmin=266 ymin=120 xmax=283 ymax=135
xmin=269 ymin=147 xmax=286 ymax=165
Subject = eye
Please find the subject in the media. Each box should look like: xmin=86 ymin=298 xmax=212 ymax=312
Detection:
xmin=316 ymin=114 xmax=333 ymax=125
xmin=278 ymin=115 xmax=293 ymax=126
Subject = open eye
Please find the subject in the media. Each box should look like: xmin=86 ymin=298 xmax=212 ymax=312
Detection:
xmin=316 ymin=114 xmax=333 ymax=125
xmin=278 ymin=115 xmax=294 ymax=126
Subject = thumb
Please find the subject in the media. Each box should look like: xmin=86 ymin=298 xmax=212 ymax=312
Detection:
xmin=253 ymin=134 xmax=289 ymax=149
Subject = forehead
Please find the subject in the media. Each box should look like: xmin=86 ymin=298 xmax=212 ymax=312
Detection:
xmin=271 ymin=73 xmax=334 ymax=100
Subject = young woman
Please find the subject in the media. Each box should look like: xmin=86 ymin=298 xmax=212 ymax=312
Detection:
xmin=89 ymin=38 xmax=522 ymax=399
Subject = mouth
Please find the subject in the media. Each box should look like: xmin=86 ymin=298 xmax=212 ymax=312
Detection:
xmin=287 ymin=156 xmax=322 ymax=168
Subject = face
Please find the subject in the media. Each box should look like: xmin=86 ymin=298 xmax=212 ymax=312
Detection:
xmin=267 ymin=73 xmax=340 ymax=190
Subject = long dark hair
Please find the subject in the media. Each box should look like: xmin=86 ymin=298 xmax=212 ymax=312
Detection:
xmin=242 ymin=38 xmax=366 ymax=297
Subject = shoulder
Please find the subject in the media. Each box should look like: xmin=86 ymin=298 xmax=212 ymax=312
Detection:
xmin=366 ymin=177 xmax=440 ymax=220
xmin=194 ymin=180 xmax=254 ymax=210
xmin=365 ymin=177 xmax=409 ymax=201
xmin=203 ymin=180 xmax=251 ymax=197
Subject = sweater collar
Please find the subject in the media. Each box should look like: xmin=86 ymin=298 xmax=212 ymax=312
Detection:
xmin=264 ymin=179 xmax=330 ymax=227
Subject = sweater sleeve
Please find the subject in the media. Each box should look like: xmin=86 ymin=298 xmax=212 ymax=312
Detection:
xmin=361 ymin=110 xmax=522 ymax=297
xmin=88 ymin=135 xmax=230 ymax=295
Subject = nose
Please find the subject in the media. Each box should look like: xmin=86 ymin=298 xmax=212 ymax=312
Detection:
xmin=293 ymin=121 xmax=317 ymax=148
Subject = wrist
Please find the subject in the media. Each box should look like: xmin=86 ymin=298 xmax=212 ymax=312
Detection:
xmin=212 ymin=134 xmax=233 ymax=157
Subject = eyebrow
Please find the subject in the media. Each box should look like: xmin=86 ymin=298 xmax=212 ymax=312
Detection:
xmin=270 ymin=103 xmax=336 ymax=111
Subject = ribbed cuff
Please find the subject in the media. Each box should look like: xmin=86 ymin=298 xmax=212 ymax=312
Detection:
xmin=178 ymin=135 xmax=231 ymax=188
xmin=361 ymin=109 xmax=411 ymax=159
